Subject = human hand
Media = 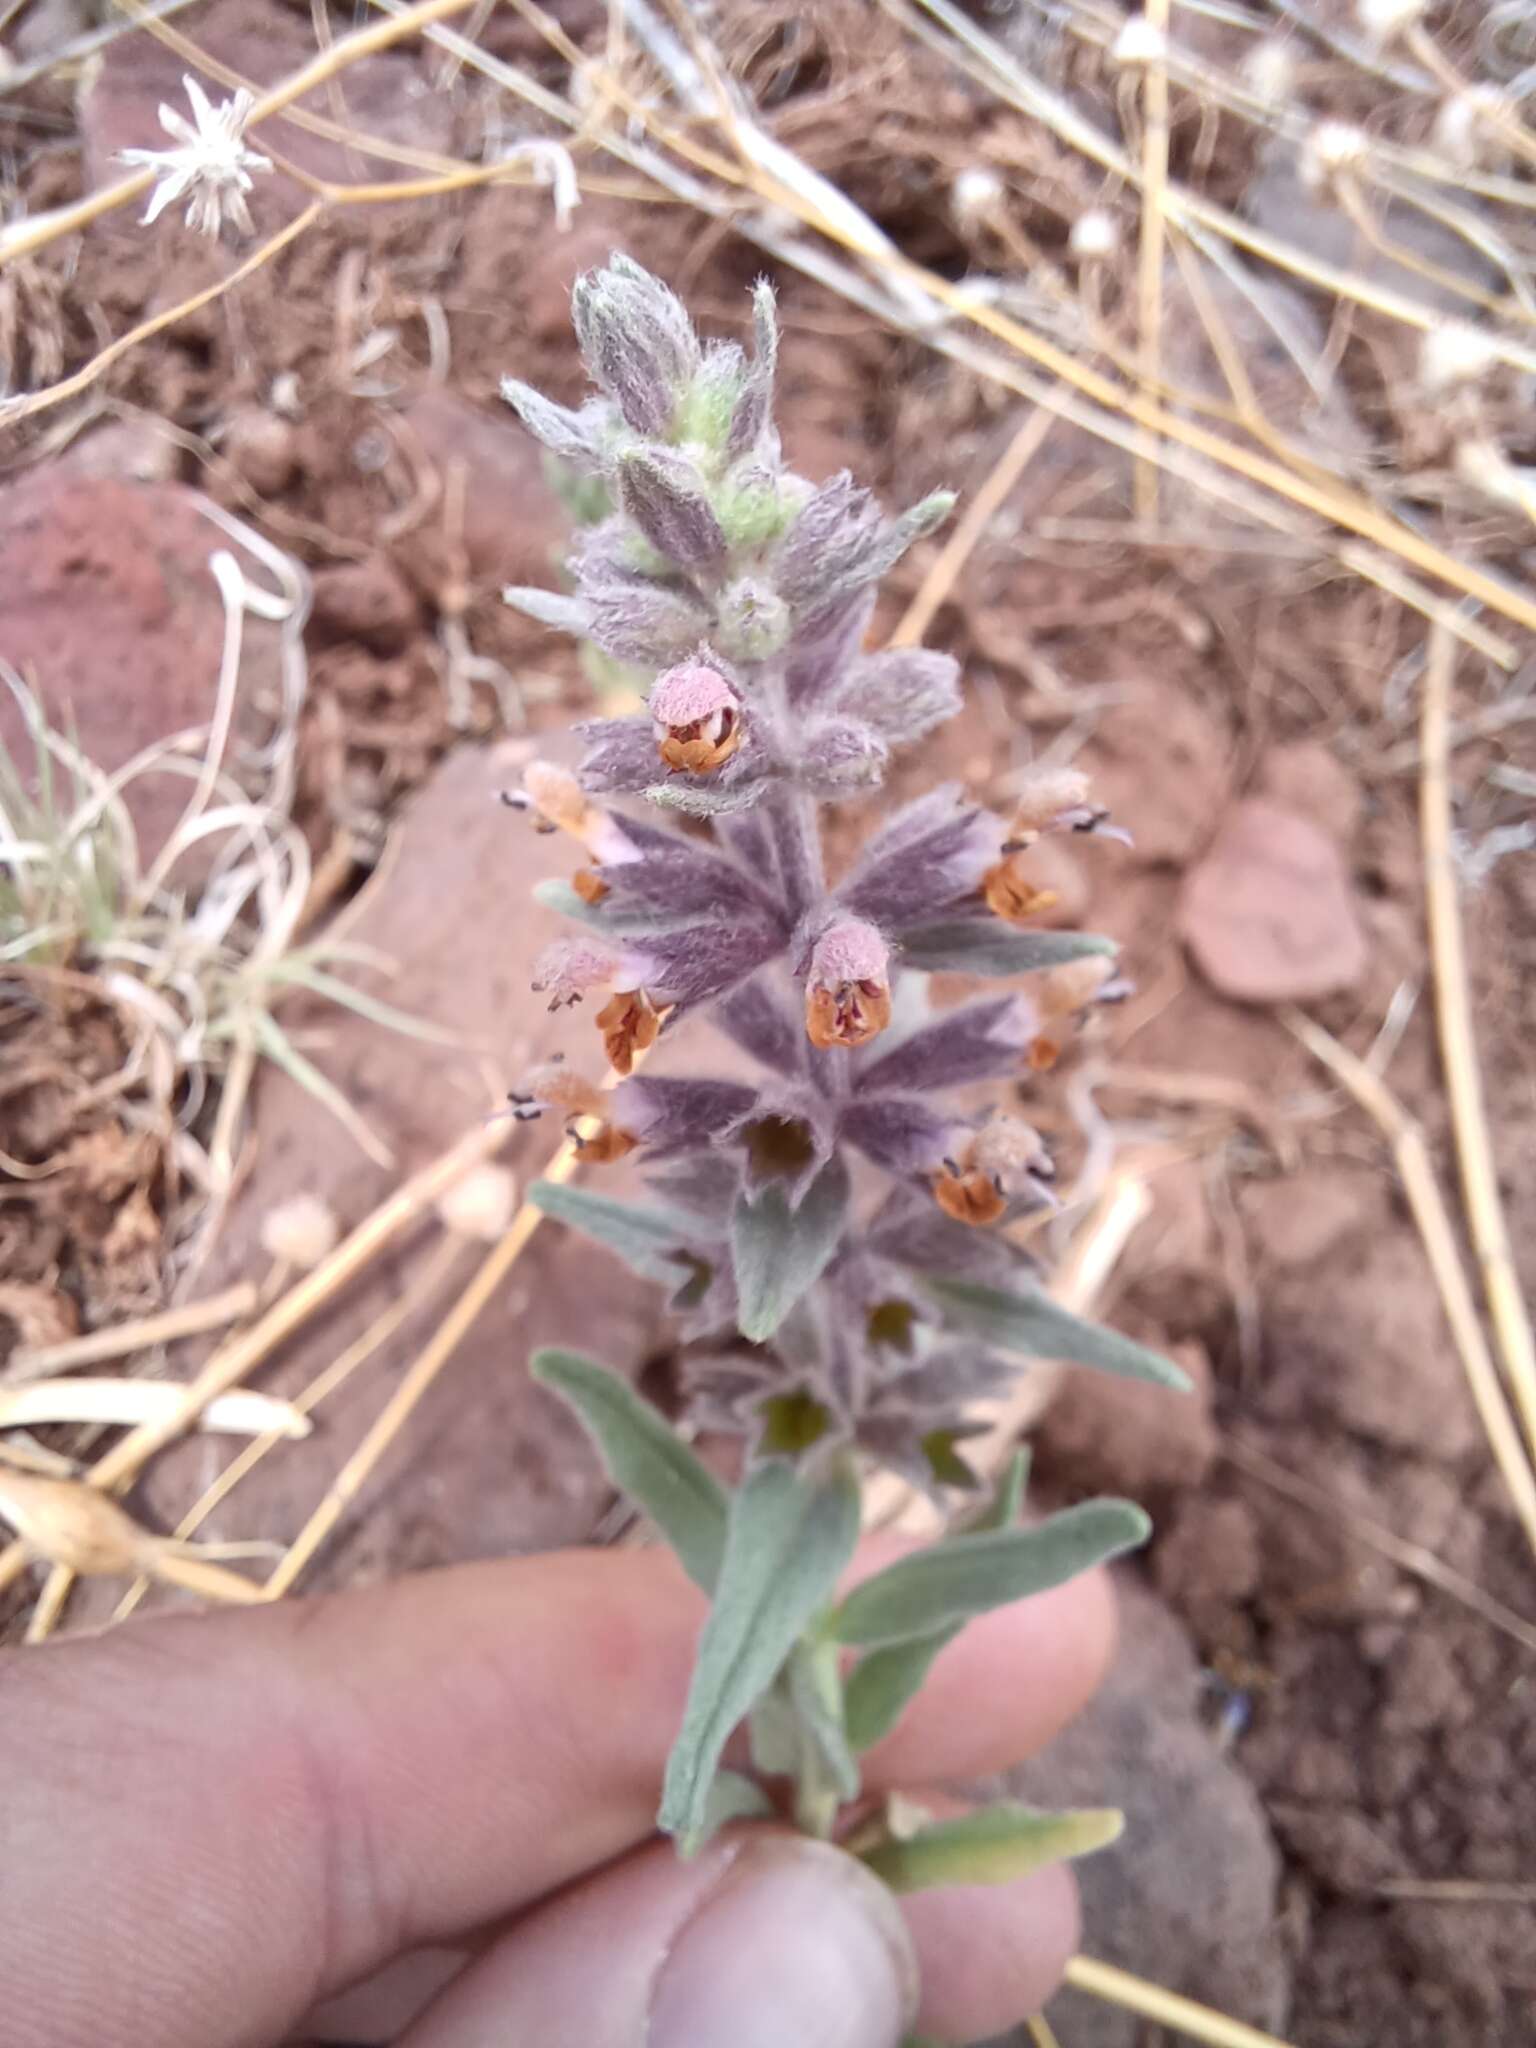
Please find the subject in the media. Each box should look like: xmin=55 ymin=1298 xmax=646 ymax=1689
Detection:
xmin=3 ymin=1543 xmax=1112 ymax=2048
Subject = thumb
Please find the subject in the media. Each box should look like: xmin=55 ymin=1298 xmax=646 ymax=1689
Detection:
xmin=397 ymin=1828 xmax=919 ymax=2048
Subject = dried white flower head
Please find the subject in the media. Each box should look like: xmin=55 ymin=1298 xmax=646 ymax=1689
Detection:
xmin=1356 ymin=0 xmax=1423 ymax=41
xmin=1242 ymin=37 xmax=1297 ymax=104
xmin=1455 ymin=438 xmax=1536 ymax=513
xmin=436 ymin=1165 xmax=518 ymax=1242
xmin=499 ymin=139 xmax=579 ymax=232
xmin=1112 ymin=14 xmax=1168 ymax=66
xmin=1420 ymin=323 xmax=1503 ymax=391
xmin=1300 ymin=120 xmax=1370 ymax=191
xmin=1070 ymin=210 xmax=1120 ymax=260
xmin=951 ymin=166 xmax=1005 ymax=230
xmin=259 ymin=1193 xmax=340 ymax=1270
xmin=1433 ymin=87 xmax=1508 ymax=171
xmin=118 ymin=75 xmax=272 ymax=238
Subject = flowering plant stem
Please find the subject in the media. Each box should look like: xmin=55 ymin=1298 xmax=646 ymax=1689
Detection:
xmin=507 ymin=256 xmax=1187 ymax=1905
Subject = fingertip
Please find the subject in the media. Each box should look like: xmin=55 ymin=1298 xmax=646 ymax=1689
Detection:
xmin=865 ymin=1564 xmax=1118 ymax=1786
xmin=904 ymin=1860 xmax=1081 ymax=2041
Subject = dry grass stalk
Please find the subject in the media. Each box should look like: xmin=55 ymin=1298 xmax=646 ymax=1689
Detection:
xmin=1420 ymin=621 xmax=1536 ymax=1463
xmin=262 ymin=1116 xmax=598 ymax=1595
xmin=1285 ymin=1009 xmax=1536 ymax=1558
xmin=1133 ymin=0 xmax=1172 ymax=523
xmin=1227 ymin=1436 xmax=1536 ymax=1657
xmin=1063 ymin=1954 xmax=1296 ymax=2048
xmin=888 ymin=403 xmax=1060 ymax=650
xmin=0 ymin=1380 xmax=309 ymax=1438
xmin=3 ymin=1282 xmax=259 ymax=1382
xmin=107 ymin=1233 xmax=470 ymax=1627
xmin=0 ymin=1468 xmax=264 ymax=1616
xmin=0 ymin=1118 xmax=508 ymax=1603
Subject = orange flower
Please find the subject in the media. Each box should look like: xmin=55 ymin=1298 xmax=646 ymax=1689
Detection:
xmin=983 ymin=852 xmax=1061 ymax=925
xmin=1027 ymin=954 xmax=1121 ymax=1068
xmin=650 ymin=661 xmax=743 ymax=776
xmin=932 ymin=1118 xmax=1054 ymax=1227
xmin=803 ymin=917 xmax=892 ymax=1051
xmin=596 ymin=987 xmax=663 ymax=1075
xmin=507 ymin=1060 xmax=638 ymax=1159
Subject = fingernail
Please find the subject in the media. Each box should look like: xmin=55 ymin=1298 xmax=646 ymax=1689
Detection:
xmin=649 ymin=1837 xmax=918 ymax=2048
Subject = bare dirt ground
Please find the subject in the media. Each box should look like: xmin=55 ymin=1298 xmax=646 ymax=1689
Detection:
xmin=3 ymin=3 xmax=1535 ymax=2043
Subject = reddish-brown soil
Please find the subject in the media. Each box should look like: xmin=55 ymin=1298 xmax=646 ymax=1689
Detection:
xmin=3 ymin=5 xmax=1534 ymax=2043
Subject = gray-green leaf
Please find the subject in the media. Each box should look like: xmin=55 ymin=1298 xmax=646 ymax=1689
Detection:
xmin=897 ymin=922 xmax=1116 ymax=976
xmin=531 ymin=1350 xmax=726 ymax=1594
xmin=843 ymin=1453 xmax=1030 ymax=1753
xmin=532 ymin=878 xmax=689 ymax=936
xmin=697 ymin=1768 xmax=775 ymax=1844
xmin=660 ymin=1460 xmax=861 ymax=1853
xmin=646 ymin=779 xmax=765 ymax=818
xmin=528 ymin=1180 xmax=697 ymax=1286
xmin=859 ymin=1801 xmax=1123 ymax=1893
xmin=923 ymin=1276 xmax=1191 ymax=1391
xmin=832 ymin=1499 xmax=1151 ymax=1650
xmin=732 ymin=1155 xmax=850 ymax=1343
xmin=502 ymin=583 xmax=589 ymax=634
xmin=787 ymin=1636 xmax=860 ymax=1804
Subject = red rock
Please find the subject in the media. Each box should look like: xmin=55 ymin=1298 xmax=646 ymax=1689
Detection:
xmin=1256 ymin=740 xmax=1362 ymax=847
xmin=52 ymin=418 xmax=183 ymax=486
xmin=222 ymin=409 xmax=299 ymax=497
xmin=1003 ymin=1574 xmax=1290 ymax=2037
xmin=0 ymin=474 xmax=283 ymax=862
xmin=1036 ymin=1334 xmax=1217 ymax=1501
xmin=1153 ymin=1493 xmax=1262 ymax=1620
xmin=310 ymin=557 xmax=421 ymax=655
xmin=395 ymin=390 xmax=559 ymax=599
xmin=1178 ymin=798 xmax=1367 ymax=1002
xmin=1240 ymin=1164 xmax=1389 ymax=1270
xmin=1085 ymin=681 xmax=1231 ymax=868
xmin=1261 ymin=1235 xmax=1479 ymax=1460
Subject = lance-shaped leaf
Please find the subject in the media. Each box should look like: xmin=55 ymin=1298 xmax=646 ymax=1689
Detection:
xmin=831 ymin=1499 xmax=1151 ymax=1649
xmin=855 ymin=996 xmax=1033 ymax=1096
xmin=897 ymin=922 xmax=1117 ymax=977
xmin=500 ymin=379 xmax=606 ymax=466
xmin=502 ymin=583 xmax=589 ymax=636
xmin=532 ymin=878 xmax=688 ymax=937
xmin=532 ymin=1350 xmax=726 ymax=1594
xmin=528 ymin=1180 xmax=699 ymax=1287
xmin=660 ymin=1459 xmax=862 ymax=1853
xmin=731 ymin=1153 xmax=851 ymax=1342
xmin=832 ymin=647 xmax=962 ymax=747
xmin=843 ymin=1453 xmax=1028 ymax=1753
xmin=646 ymin=778 xmax=765 ymax=819
xmin=698 ymin=1769 xmax=775 ymax=1841
xmin=787 ymin=1636 xmax=860 ymax=1804
xmin=859 ymin=1802 xmax=1124 ymax=1894
xmin=923 ymin=1276 xmax=1191 ymax=1391
xmin=618 ymin=448 xmax=726 ymax=569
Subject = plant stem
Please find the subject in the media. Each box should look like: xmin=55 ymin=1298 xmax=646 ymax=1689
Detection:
xmin=764 ymin=787 xmax=824 ymax=927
